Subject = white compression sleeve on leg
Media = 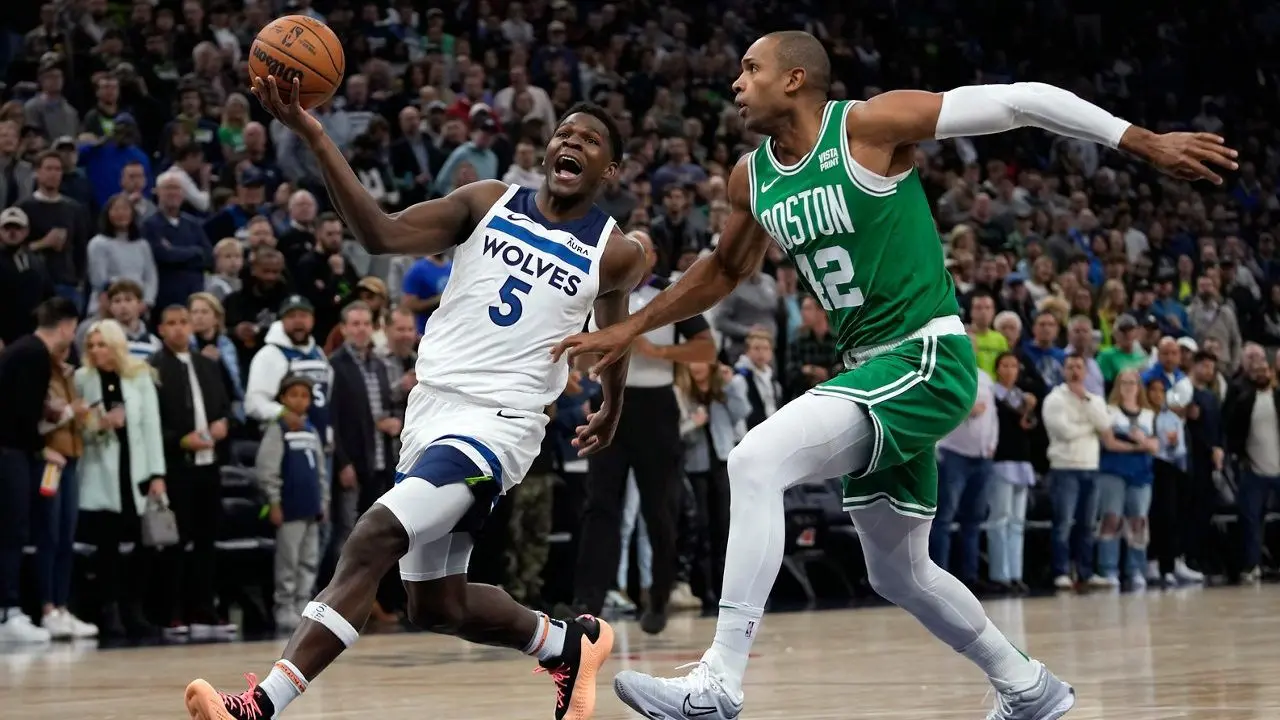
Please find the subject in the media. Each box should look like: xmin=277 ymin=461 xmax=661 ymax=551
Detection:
xmin=935 ymin=82 xmax=1132 ymax=148
xmin=301 ymin=602 xmax=359 ymax=647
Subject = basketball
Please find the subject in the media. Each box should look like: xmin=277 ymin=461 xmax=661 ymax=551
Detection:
xmin=248 ymin=15 xmax=345 ymax=109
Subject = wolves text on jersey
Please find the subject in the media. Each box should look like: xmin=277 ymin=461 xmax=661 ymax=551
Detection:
xmin=480 ymin=231 xmax=584 ymax=297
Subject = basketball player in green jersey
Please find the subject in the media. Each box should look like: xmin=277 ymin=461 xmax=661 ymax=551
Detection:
xmin=554 ymin=31 xmax=1236 ymax=720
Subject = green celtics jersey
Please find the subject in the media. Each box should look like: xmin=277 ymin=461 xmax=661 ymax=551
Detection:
xmin=748 ymin=100 xmax=959 ymax=353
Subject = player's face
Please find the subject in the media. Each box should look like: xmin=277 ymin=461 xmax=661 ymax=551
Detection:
xmin=545 ymin=113 xmax=616 ymax=199
xmin=732 ymin=37 xmax=795 ymax=133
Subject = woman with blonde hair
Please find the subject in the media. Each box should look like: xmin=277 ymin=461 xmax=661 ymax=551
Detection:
xmin=75 ymin=320 xmax=167 ymax=638
xmin=1096 ymin=279 xmax=1128 ymax=348
xmin=1093 ymin=368 xmax=1159 ymax=590
xmin=189 ymin=292 xmax=244 ymax=420
xmin=218 ymin=92 xmax=251 ymax=163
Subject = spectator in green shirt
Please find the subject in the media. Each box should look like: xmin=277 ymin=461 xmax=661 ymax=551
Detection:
xmin=969 ymin=289 xmax=1007 ymax=378
xmin=1097 ymin=314 xmax=1150 ymax=386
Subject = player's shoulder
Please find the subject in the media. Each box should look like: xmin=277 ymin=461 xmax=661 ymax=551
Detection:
xmin=451 ymin=179 xmax=513 ymax=214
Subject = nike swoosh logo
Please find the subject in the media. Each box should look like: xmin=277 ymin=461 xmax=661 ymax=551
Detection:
xmin=496 ymin=410 xmax=524 ymax=420
xmin=506 ymin=212 xmax=533 ymax=224
xmin=682 ymin=695 xmax=719 ymax=717
xmin=761 ymin=178 xmax=779 ymax=193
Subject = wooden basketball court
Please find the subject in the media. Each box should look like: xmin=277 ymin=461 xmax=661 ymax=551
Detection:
xmin=6 ymin=586 xmax=1279 ymax=719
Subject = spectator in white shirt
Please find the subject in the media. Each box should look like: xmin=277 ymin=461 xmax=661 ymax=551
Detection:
xmin=501 ymin=140 xmax=543 ymax=189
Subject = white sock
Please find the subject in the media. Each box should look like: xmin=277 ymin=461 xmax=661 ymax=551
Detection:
xmin=259 ymin=659 xmax=308 ymax=718
xmin=522 ymin=613 xmax=567 ymax=662
xmin=703 ymin=601 xmax=762 ymax=696
xmin=959 ymin=622 xmax=1039 ymax=689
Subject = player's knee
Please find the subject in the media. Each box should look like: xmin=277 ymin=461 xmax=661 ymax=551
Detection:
xmin=865 ymin=554 xmax=934 ymax=605
xmin=406 ymin=587 xmax=468 ymax=635
xmin=726 ymin=437 xmax=778 ymax=495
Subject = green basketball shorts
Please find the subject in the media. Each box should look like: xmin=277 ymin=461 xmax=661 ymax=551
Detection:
xmin=810 ymin=330 xmax=978 ymax=518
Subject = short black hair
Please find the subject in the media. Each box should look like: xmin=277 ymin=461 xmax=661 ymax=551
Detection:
xmin=160 ymin=304 xmax=188 ymax=321
xmin=35 ymin=297 xmax=78 ymax=329
xmin=557 ymin=102 xmax=622 ymax=164
xmin=35 ymin=149 xmax=63 ymax=169
xmin=969 ymin=287 xmax=995 ymax=302
xmin=766 ymin=30 xmax=831 ymax=94
xmin=1193 ymin=350 xmax=1218 ymax=364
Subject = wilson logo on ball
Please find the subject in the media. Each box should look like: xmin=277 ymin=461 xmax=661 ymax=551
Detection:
xmin=253 ymin=45 xmax=306 ymax=84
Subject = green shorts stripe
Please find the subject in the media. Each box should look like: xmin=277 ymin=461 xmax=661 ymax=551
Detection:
xmin=820 ymin=335 xmax=939 ymax=406
xmin=842 ymin=491 xmax=937 ymax=519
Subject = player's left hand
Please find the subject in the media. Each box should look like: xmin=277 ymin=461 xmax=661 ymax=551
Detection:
xmin=551 ymin=323 xmax=639 ymax=379
xmin=571 ymin=404 xmax=621 ymax=457
xmin=1126 ymin=130 xmax=1238 ymax=185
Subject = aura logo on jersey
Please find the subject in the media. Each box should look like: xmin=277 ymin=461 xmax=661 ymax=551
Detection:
xmin=481 ymin=234 xmax=583 ymax=297
xmin=757 ymin=184 xmax=855 ymax=250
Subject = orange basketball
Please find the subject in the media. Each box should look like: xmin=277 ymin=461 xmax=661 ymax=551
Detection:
xmin=248 ymin=15 xmax=345 ymax=109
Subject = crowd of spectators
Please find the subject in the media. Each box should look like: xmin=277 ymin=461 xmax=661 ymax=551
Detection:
xmin=1 ymin=0 xmax=1279 ymax=644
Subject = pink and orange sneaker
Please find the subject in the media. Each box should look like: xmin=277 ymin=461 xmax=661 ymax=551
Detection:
xmin=185 ymin=674 xmax=274 ymax=720
xmin=534 ymin=615 xmax=615 ymax=720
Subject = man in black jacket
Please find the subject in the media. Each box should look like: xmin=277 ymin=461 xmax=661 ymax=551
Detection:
xmin=0 ymin=298 xmax=78 ymax=642
xmin=1223 ymin=355 xmax=1280 ymax=580
xmin=1184 ymin=351 xmax=1225 ymax=575
xmin=150 ymin=305 xmax=232 ymax=636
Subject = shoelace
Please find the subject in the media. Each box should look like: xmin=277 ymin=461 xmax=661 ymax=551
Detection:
xmin=219 ymin=673 xmax=264 ymax=719
xmin=672 ymin=661 xmax=719 ymax=695
xmin=533 ymin=664 xmax=572 ymax=709
xmin=982 ymin=685 xmax=1017 ymax=720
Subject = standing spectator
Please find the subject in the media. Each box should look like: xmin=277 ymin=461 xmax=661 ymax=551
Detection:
xmin=20 ymin=150 xmax=92 ymax=309
xmin=296 ymin=213 xmax=359 ymax=343
xmin=0 ymin=206 xmax=56 ymax=347
xmin=988 ymin=352 xmax=1036 ymax=594
xmin=502 ymin=139 xmax=544 ymax=189
xmin=786 ymin=294 xmax=840 ymax=399
xmin=969 ymin=289 xmax=1007 ymax=377
xmin=36 ymin=337 xmax=98 ymax=639
xmin=0 ymin=298 xmax=78 ymax=643
xmin=400 ymin=253 xmax=452 ymax=333
xmin=203 ymin=168 xmax=266 ymax=243
xmin=1094 ymin=369 xmax=1159 ymax=589
xmin=119 ymin=160 xmax=157 ymax=221
xmin=224 ymin=248 xmax=292 ymax=352
xmin=239 ymin=123 xmax=282 ymax=196
xmin=432 ymin=111 xmax=500 ymax=195
xmin=1183 ymin=351 xmax=1226 ymax=576
xmin=1043 ymin=354 xmax=1113 ymax=589
xmin=714 ymin=256 xmax=777 ymax=361
xmin=651 ymin=137 xmax=707 ymax=200
xmin=86 ymin=193 xmax=157 ymax=316
xmin=150 ymin=305 xmax=232 ymax=637
xmin=1065 ymin=316 xmax=1106 ymax=396
xmin=276 ymin=189 xmax=318 ymax=272
xmin=1022 ymin=310 xmax=1066 ymax=388
xmin=381 ymin=306 xmax=419 ymax=408
xmin=245 ymin=296 xmax=333 ymax=455
xmin=161 ymin=146 xmax=213 ymax=213
xmin=323 ymin=277 xmax=389 ymax=355
xmin=674 ymin=361 xmax=750 ymax=602
xmin=1097 ymin=314 xmax=1149 ymax=385
xmin=188 ymin=292 xmax=244 ymax=420
xmin=80 ymin=113 xmax=152 ymax=209
xmin=649 ymin=185 xmax=707 ymax=277
xmin=0 ymin=120 xmax=34 ymax=207
xmin=1225 ymin=359 xmax=1280 ymax=582
xmin=217 ymin=93 xmax=251 ymax=165
xmin=1188 ymin=274 xmax=1243 ymax=374
xmin=24 ymin=59 xmax=79 ymax=142
xmin=390 ymin=106 xmax=441 ymax=206
xmin=931 ymin=352 xmax=998 ymax=589
xmin=206 ymin=238 xmax=244 ymax=302
xmin=493 ymin=65 xmax=556 ymax=129
xmin=1142 ymin=336 xmax=1187 ymax=394
xmin=53 ymin=136 xmax=95 ymax=212
xmin=91 ymin=279 xmax=160 ymax=359
xmin=256 ymin=375 xmax=327 ymax=632
xmin=329 ymin=302 xmax=400 ymax=547
xmin=144 ymin=172 xmax=212 ymax=311
xmin=733 ymin=329 xmax=782 ymax=430
xmin=1145 ymin=376 xmax=1198 ymax=586
xmin=80 ymin=75 xmax=124 ymax=139
xmin=572 ymin=231 xmax=716 ymax=633
xmin=76 ymin=319 xmax=166 ymax=639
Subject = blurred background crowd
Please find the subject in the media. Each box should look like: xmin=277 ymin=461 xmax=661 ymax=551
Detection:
xmin=0 ymin=0 xmax=1278 ymax=645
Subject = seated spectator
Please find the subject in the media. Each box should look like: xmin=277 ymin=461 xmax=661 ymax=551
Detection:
xmin=502 ymin=139 xmax=544 ymax=189
xmin=99 ymin=279 xmax=161 ymax=358
xmin=256 ymin=375 xmax=327 ymax=632
xmin=649 ymin=184 xmax=707 ymax=277
xmin=276 ymin=189 xmax=318 ymax=273
xmin=76 ymin=319 xmax=166 ymax=638
xmin=218 ymin=93 xmax=251 ymax=165
xmin=86 ymin=192 xmax=157 ymax=316
xmin=1188 ymin=274 xmax=1243 ymax=375
xmin=53 ymin=135 xmax=95 ymax=213
xmin=144 ymin=172 xmax=212 ymax=311
xmin=24 ymin=58 xmax=79 ymax=142
xmin=207 ymin=237 xmax=244 ymax=302
xmin=80 ymin=113 xmax=151 ymax=209
xmin=0 ymin=206 xmax=56 ymax=347
xmin=203 ymin=168 xmax=267 ymax=243
xmin=0 ymin=120 xmax=35 ymax=206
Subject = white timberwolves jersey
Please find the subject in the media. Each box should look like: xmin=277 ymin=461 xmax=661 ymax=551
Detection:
xmin=415 ymin=184 xmax=616 ymax=412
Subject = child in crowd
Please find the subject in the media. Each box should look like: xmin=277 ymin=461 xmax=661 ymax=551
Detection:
xmin=256 ymin=375 xmax=328 ymax=632
xmin=207 ymin=237 xmax=244 ymax=302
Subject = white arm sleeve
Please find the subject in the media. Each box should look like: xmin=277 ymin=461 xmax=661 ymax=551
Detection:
xmin=935 ymin=82 xmax=1132 ymax=149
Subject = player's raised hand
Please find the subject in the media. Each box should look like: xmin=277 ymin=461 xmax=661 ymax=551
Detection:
xmin=1125 ymin=130 xmax=1238 ymax=185
xmin=550 ymin=323 xmax=637 ymax=379
xmin=250 ymin=75 xmax=323 ymax=142
xmin=571 ymin=406 xmax=621 ymax=457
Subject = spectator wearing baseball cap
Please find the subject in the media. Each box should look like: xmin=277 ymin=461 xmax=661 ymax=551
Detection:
xmin=1096 ymin=314 xmax=1151 ymax=385
xmin=244 ymin=293 xmax=334 ymax=450
xmin=433 ymin=107 xmax=501 ymax=196
xmin=79 ymin=111 xmax=153 ymax=208
xmin=23 ymin=55 xmax=79 ymax=143
xmin=202 ymin=167 xmax=267 ymax=244
xmin=0 ymin=206 xmax=57 ymax=345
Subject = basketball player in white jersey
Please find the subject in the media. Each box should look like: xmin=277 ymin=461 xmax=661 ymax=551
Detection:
xmin=185 ymin=77 xmax=645 ymax=720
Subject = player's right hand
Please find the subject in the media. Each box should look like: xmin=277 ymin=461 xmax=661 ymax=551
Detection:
xmin=250 ymin=75 xmax=323 ymax=142
xmin=551 ymin=323 xmax=637 ymax=379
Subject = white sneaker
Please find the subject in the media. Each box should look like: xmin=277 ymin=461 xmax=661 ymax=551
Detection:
xmin=42 ymin=609 xmax=73 ymax=640
xmin=1241 ymin=567 xmax=1262 ymax=583
xmin=1162 ymin=572 xmax=1177 ymax=588
xmin=615 ymin=659 xmax=744 ymax=719
xmin=1174 ymin=558 xmax=1205 ymax=583
xmin=1129 ymin=574 xmax=1147 ymax=592
xmin=1146 ymin=560 xmax=1161 ymax=583
xmin=1087 ymin=574 xmax=1118 ymax=589
xmin=668 ymin=582 xmax=702 ymax=611
xmin=0 ymin=611 xmax=52 ymax=644
xmin=604 ymin=589 xmax=637 ymax=613
xmin=1052 ymin=575 xmax=1074 ymax=590
xmin=190 ymin=621 xmax=237 ymax=640
xmin=64 ymin=610 xmax=98 ymax=639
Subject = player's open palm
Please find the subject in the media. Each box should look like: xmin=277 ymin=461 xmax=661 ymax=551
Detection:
xmin=250 ymin=75 xmax=322 ymax=140
xmin=1138 ymin=131 xmax=1238 ymax=185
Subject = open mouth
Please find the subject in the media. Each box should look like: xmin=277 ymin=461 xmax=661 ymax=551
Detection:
xmin=554 ymin=155 xmax=584 ymax=181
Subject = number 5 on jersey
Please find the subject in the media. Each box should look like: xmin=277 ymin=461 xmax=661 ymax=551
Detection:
xmin=795 ymin=246 xmax=865 ymax=312
xmin=490 ymin=275 xmax=533 ymax=326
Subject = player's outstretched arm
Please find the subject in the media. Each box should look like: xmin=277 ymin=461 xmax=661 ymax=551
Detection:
xmin=551 ymin=156 xmax=771 ymax=374
xmin=252 ymin=75 xmax=501 ymax=255
xmin=847 ymin=83 xmax=1238 ymax=184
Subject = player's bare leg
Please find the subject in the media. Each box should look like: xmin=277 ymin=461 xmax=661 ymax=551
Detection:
xmin=185 ymin=483 xmax=613 ymax=720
